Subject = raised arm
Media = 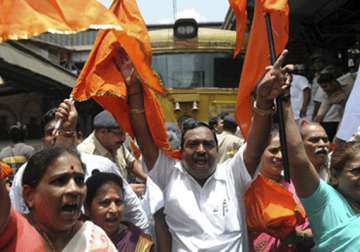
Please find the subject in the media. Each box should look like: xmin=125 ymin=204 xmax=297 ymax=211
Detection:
xmin=244 ymin=50 xmax=290 ymax=177
xmin=54 ymin=99 xmax=79 ymax=148
xmin=114 ymin=49 xmax=159 ymax=170
xmin=283 ymin=97 xmax=320 ymax=197
xmin=300 ymin=87 xmax=311 ymax=118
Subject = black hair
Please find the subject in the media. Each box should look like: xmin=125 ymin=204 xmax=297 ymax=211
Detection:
xmin=40 ymin=107 xmax=81 ymax=136
xmin=22 ymin=146 xmax=85 ymax=188
xmin=177 ymin=115 xmax=193 ymax=131
xmin=208 ymin=117 xmax=219 ymax=131
xmin=217 ymin=112 xmax=229 ymax=120
xmin=85 ymin=172 xmax=124 ymax=209
xmin=8 ymin=123 xmax=27 ymax=143
xmin=41 ymin=108 xmax=57 ymax=134
xmin=222 ymin=115 xmax=238 ymax=134
xmin=318 ymin=72 xmax=336 ymax=85
xmin=180 ymin=120 xmax=218 ymax=149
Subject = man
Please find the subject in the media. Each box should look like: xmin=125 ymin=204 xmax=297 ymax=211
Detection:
xmin=77 ymin=110 xmax=147 ymax=183
xmin=116 ymin=48 xmax=291 ymax=251
xmin=300 ymin=120 xmax=330 ymax=181
xmin=290 ymin=65 xmax=312 ymax=124
xmin=217 ymin=115 xmax=244 ymax=163
xmin=314 ymin=69 xmax=356 ymax=138
xmin=10 ymin=101 xmax=149 ymax=232
xmin=312 ymin=66 xmax=344 ymax=141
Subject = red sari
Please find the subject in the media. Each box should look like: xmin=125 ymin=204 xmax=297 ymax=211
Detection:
xmin=0 ymin=209 xmax=46 ymax=252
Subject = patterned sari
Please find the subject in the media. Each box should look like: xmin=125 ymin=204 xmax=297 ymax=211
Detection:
xmin=115 ymin=222 xmax=154 ymax=252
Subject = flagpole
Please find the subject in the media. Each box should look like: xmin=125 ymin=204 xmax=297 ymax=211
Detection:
xmin=264 ymin=13 xmax=290 ymax=181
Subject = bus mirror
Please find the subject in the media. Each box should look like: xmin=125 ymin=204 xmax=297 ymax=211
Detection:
xmin=174 ymin=18 xmax=198 ymax=39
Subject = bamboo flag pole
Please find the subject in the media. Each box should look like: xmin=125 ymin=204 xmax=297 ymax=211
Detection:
xmin=264 ymin=13 xmax=290 ymax=181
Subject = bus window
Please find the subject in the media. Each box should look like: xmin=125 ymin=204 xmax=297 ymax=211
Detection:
xmin=152 ymin=52 xmax=243 ymax=88
xmin=214 ymin=56 xmax=243 ymax=88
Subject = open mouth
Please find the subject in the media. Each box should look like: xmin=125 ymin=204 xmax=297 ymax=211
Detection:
xmin=61 ymin=203 xmax=81 ymax=216
xmin=193 ymin=158 xmax=208 ymax=167
xmin=272 ymin=159 xmax=283 ymax=168
xmin=105 ymin=216 xmax=119 ymax=224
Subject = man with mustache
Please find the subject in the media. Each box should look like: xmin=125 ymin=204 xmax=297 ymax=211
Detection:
xmin=117 ymin=48 xmax=292 ymax=251
xmin=78 ymin=110 xmax=147 ymax=185
xmin=300 ymin=120 xmax=330 ymax=181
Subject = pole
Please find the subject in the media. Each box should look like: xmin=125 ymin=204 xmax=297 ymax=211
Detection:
xmin=264 ymin=13 xmax=290 ymax=181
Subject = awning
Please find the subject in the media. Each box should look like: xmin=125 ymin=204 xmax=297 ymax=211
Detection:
xmin=0 ymin=41 xmax=76 ymax=89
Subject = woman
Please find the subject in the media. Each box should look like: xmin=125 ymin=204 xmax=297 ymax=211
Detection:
xmin=248 ymin=130 xmax=313 ymax=252
xmin=0 ymin=146 xmax=116 ymax=252
xmin=85 ymin=172 xmax=154 ymax=252
xmin=281 ymin=87 xmax=360 ymax=251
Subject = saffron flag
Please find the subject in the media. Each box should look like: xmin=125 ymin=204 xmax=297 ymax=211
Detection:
xmin=0 ymin=0 xmax=123 ymax=43
xmin=235 ymin=0 xmax=289 ymax=138
xmin=72 ymin=0 xmax=180 ymax=159
xmin=228 ymin=0 xmax=248 ymax=57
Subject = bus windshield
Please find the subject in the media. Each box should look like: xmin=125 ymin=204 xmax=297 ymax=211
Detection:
xmin=152 ymin=52 xmax=242 ymax=89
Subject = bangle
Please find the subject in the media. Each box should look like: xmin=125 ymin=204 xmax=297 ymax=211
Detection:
xmin=253 ymin=102 xmax=275 ymax=116
xmin=59 ymin=129 xmax=76 ymax=137
xmin=130 ymin=108 xmax=145 ymax=114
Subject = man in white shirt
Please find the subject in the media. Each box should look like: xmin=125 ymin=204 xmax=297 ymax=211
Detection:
xmin=290 ymin=72 xmax=312 ymax=124
xmin=313 ymin=68 xmax=355 ymax=141
xmin=118 ymin=49 xmax=291 ymax=251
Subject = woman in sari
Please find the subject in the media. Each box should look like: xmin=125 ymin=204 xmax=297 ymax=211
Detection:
xmin=278 ymin=85 xmax=360 ymax=251
xmin=0 ymin=146 xmax=116 ymax=252
xmin=248 ymin=129 xmax=313 ymax=252
xmin=85 ymin=172 xmax=154 ymax=252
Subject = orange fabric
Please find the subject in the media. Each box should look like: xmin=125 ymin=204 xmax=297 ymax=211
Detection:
xmin=0 ymin=209 xmax=46 ymax=252
xmin=235 ymin=0 xmax=289 ymax=138
xmin=228 ymin=0 xmax=248 ymax=57
xmin=245 ymin=175 xmax=306 ymax=239
xmin=0 ymin=161 xmax=12 ymax=180
xmin=0 ymin=0 xmax=123 ymax=42
xmin=71 ymin=0 xmax=181 ymax=160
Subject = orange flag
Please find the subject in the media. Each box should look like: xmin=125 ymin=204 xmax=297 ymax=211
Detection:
xmin=0 ymin=0 xmax=123 ymax=43
xmin=235 ymin=0 xmax=289 ymax=138
xmin=228 ymin=0 xmax=248 ymax=57
xmin=72 ymin=0 xmax=180 ymax=159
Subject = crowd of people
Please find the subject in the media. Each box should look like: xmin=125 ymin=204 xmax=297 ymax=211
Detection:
xmin=1 ymin=48 xmax=360 ymax=252
xmin=289 ymin=51 xmax=359 ymax=142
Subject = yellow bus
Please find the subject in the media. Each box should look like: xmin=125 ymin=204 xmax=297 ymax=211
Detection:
xmin=149 ymin=18 xmax=245 ymax=123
